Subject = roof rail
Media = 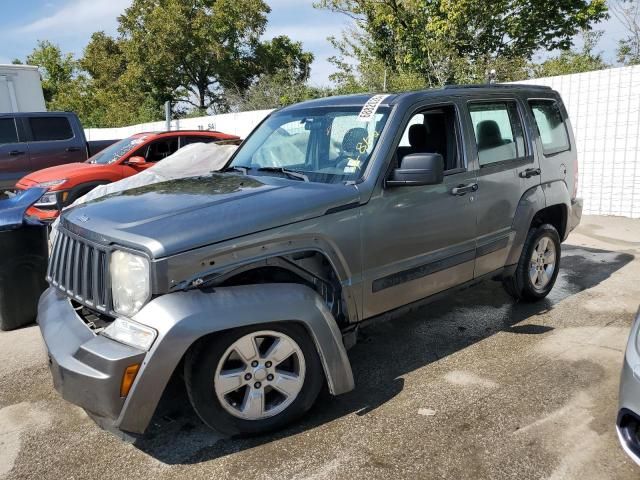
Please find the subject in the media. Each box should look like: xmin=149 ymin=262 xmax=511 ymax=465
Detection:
xmin=443 ymin=84 xmax=552 ymax=90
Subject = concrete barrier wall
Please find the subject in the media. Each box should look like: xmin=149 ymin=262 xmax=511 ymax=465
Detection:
xmin=86 ymin=65 xmax=640 ymax=218
xmin=85 ymin=109 xmax=274 ymax=141
xmin=515 ymin=65 xmax=640 ymax=218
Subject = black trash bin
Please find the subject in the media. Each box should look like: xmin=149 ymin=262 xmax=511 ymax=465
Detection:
xmin=0 ymin=188 xmax=49 ymax=331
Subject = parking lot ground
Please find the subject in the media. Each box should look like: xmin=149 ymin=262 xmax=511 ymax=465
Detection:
xmin=1 ymin=215 xmax=640 ymax=480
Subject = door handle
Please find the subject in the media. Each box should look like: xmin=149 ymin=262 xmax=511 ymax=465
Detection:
xmin=65 ymin=146 xmax=81 ymax=152
xmin=451 ymin=183 xmax=478 ymax=196
xmin=8 ymin=150 xmax=25 ymax=156
xmin=519 ymin=168 xmax=541 ymax=178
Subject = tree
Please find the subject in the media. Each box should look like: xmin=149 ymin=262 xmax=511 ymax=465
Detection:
xmin=532 ymin=30 xmax=609 ymax=77
xmin=317 ymin=0 xmax=608 ymax=85
xmin=226 ymin=71 xmax=330 ymax=111
xmin=117 ymin=0 xmax=313 ymax=114
xmin=611 ymin=0 xmax=640 ymax=65
xmin=255 ymin=36 xmax=314 ymax=82
xmin=80 ymin=32 xmax=162 ymax=127
xmin=26 ymin=40 xmax=78 ymax=103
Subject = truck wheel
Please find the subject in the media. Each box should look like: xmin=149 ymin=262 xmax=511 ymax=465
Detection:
xmin=184 ymin=323 xmax=324 ymax=436
xmin=502 ymin=223 xmax=561 ymax=302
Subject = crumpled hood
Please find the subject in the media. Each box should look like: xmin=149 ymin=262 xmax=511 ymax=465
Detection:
xmin=61 ymin=173 xmax=360 ymax=258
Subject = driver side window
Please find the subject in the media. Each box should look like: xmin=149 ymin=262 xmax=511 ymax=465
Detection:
xmin=396 ymin=105 xmax=461 ymax=172
xmin=131 ymin=138 xmax=179 ymax=163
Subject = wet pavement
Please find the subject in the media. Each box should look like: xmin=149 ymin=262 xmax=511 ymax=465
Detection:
xmin=1 ymin=215 xmax=639 ymax=479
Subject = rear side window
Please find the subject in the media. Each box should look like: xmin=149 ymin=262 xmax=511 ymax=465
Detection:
xmin=29 ymin=117 xmax=73 ymax=141
xmin=181 ymin=136 xmax=215 ymax=146
xmin=0 ymin=118 xmax=18 ymax=144
xmin=529 ymin=100 xmax=570 ymax=156
xmin=469 ymin=102 xmax=526 ymax=166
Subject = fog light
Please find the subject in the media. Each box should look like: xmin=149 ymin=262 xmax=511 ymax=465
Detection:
xmin=120 ymin=364 xmax=141 ymax=397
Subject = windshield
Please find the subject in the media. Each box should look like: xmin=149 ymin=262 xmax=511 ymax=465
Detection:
xmin=229 ymin=105 xmax=390 ymax=183
xmin=87 ymin=135 xmax=149 ymax=165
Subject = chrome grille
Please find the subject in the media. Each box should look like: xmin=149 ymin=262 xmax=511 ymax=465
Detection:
xmin=47 ymin=229 xmax=111 ymax=312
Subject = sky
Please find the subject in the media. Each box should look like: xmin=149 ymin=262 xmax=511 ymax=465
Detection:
xmin=0 ymin=0 xmax=630 ymax=86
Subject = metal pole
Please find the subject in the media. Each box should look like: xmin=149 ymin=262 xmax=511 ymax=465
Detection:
xmin=164 ymin=101 xmax=171 ymax=131
xmin=383 ymin=68 xmax=388 ymax=92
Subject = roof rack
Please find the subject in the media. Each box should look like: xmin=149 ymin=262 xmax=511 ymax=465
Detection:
xmin=443 ymin=84 xmax=552 ymax=90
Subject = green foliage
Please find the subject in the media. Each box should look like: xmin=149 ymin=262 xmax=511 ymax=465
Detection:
xmin=26 ymin=40 xmax=78 ymax=102
xmin=20 ymin=1 xmax=316 ymax=127
xmin=317 ymin=0 xmax=608 ymax=86
xmin=226 ymin=71 xmax=331 ymax=111
xmin=532 ymin=31 xmax=609 ymax=78
xmin=117 ymin=0 xmax=314 ymax=113
xmin=612 ymin=0 xmax=640 ymax=65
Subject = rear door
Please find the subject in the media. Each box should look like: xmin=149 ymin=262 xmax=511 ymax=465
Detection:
xmin=26 ymin=115 xmax=85 ymax=170
xmin=0 ymin=116 xmax=30 ymax=190
xmin=528 ymin=97 xmax=575 ymax=197
xmin=464 ymin=97 xmax=541 ymax=277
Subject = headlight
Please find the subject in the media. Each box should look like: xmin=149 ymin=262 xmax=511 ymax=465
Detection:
xmin=35 ymin=192 xmax=59 ymax=207
xmin=102 ymin=318 xmax=157 ymax=351
xmin=110 ymin=250 xmax=150 ymax=316
xmin=36 ymin=179 xmax=67 ymax=188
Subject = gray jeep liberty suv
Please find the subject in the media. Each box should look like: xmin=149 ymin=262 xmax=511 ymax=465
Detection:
xmin=38 ymin=85 xmax=582 ymax=437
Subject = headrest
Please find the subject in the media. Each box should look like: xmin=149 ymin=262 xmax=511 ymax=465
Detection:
xmin=342 ymin=127 xmax=369 ymax=154
xmin=476 ymin=120 xmax=503 ymax=149
xmin=408 ymin=124 xmax=427 ymax=149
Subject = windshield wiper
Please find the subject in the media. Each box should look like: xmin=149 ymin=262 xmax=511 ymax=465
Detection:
xmin=257 ymin=167 xmax=309 ymax=182
xmin=221 ymin=166 xmax=249 ymax=175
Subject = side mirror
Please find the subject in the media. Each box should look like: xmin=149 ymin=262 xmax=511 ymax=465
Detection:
xmin=386 ymin=153 xmax=444 ymax=187
xmin=126 ymin=156 xmax=147 ymax=166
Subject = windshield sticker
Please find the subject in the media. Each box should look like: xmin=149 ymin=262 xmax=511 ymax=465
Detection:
xmin=358 ymin=94 xmax=389 ymax=122
xmin=343 ymin=166 xmax=357 ymax=174
xmin=131 ymin=136 xmax=148 ymax=146
xmin=347 ymin=158 xmax=361 ymax=168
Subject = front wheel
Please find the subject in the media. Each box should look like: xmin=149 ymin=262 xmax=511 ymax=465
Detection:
xmin=502 ymin=223 xmax=561 ymax=302
xmin=184 ymin=323 xmax=324 ymax=436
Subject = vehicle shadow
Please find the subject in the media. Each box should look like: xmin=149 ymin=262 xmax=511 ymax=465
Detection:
xmin=134 ymin=244 xmax=634 ymax=464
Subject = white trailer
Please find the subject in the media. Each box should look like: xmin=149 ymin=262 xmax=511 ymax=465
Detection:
xmin=0 ymin=64 xmax=46 ymax=113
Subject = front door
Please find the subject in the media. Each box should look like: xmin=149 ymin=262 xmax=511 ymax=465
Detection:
xmin=0 ymin=116 xmax=30 ymax=190
xmin=360 ymin=103 xmax=478 ymax=319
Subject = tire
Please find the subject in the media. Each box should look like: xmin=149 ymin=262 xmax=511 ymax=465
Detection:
xmin=502 ymin=223 xmax=561 ymax=302
xmin=184 ymin=322 xmax=324 ymax=436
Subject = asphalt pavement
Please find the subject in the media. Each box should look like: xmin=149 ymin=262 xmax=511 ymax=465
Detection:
xmin=1 ymin=215 xmax=639 ymax=480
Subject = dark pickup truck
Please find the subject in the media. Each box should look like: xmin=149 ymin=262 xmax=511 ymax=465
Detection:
xmin=0 ymin=112 xmax=116 ymax=191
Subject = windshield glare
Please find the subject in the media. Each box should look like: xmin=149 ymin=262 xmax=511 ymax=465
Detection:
xmin=88 ymin=135 xmax=148 ymax=165
xmin=230 ymin=106 xmax=389 ymax=183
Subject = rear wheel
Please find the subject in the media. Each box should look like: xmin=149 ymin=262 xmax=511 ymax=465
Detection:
xmin=502 ymin=223 xmax=561 ymax=301
xmin=185 ymin=323 xmax=323 ymax=436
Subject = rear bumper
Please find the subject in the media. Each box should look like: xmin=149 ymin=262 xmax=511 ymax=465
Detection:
xmin=618 ymin=309 xmax=640 ymax=465
xmin=567 ymin=197 xmax=583 ymax=238
xmin=38 ymin=288 xmax=146 ymax=426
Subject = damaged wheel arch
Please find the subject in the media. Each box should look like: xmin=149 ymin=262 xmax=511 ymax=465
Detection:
xmin=116 ymin=283 xmax=355 ymax=434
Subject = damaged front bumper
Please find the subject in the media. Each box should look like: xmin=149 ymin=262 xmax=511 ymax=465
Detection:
xmin=38 ymin=283 xmax=355 ymax=436
xmin=37 ymin=288 xmax=147 ymax=432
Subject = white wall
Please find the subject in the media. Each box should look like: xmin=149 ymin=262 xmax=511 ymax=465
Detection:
xmin=85 ymin=109 xmax=274 ymax=141
xmin=86 ymin=65 xmax=640 ymax=218
xmin=515 ymin=65 xmax=640 ymax=218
